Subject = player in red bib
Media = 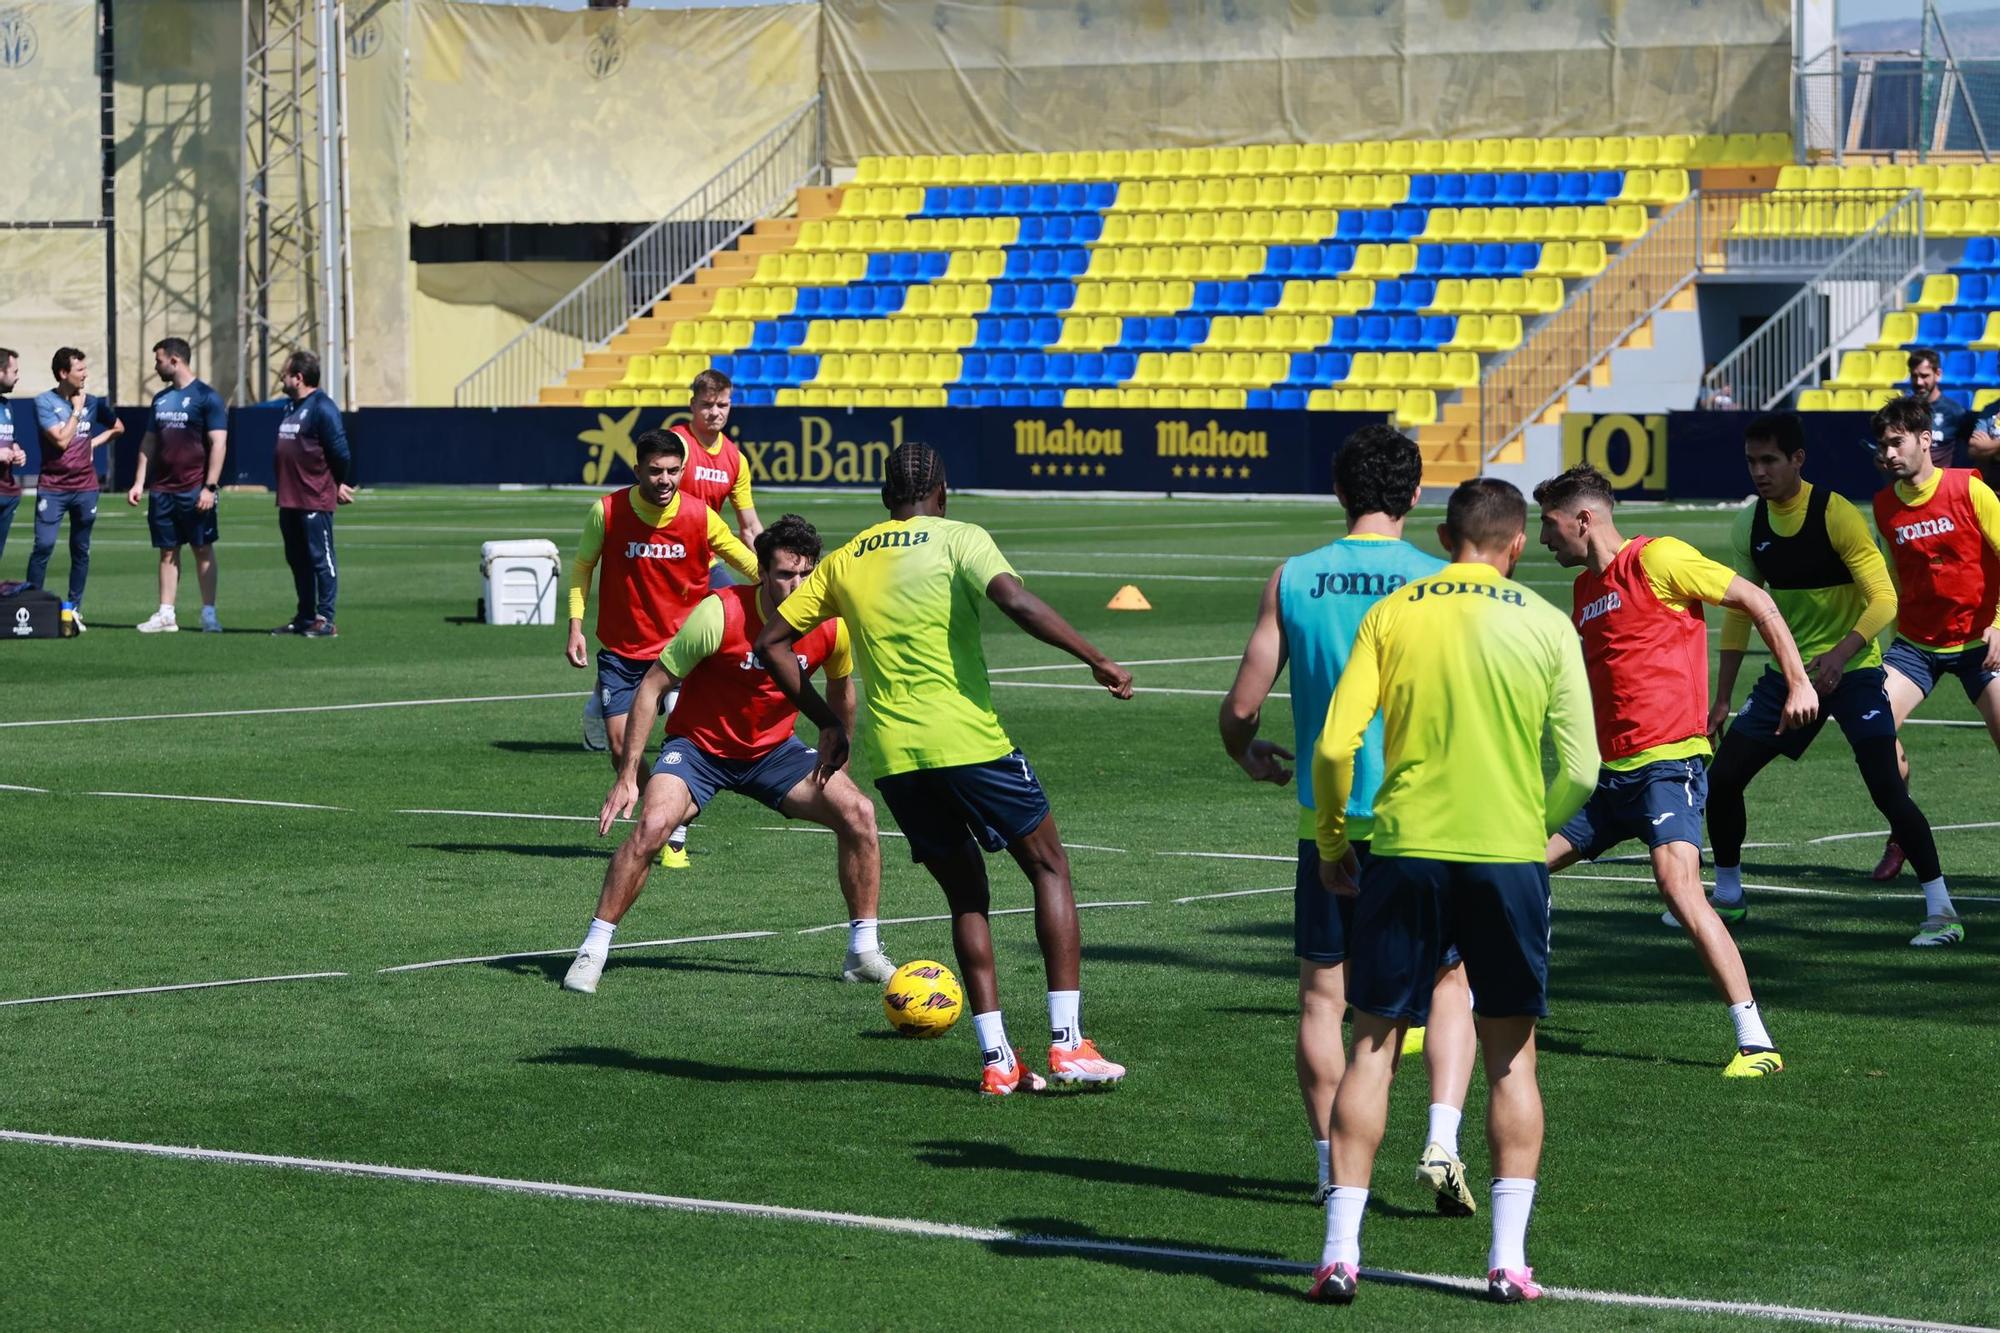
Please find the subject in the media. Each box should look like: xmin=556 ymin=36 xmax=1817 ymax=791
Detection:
xmin=672 ymin=368 xmax=761 ymax=567
xmin=1535 ymin=466 xmax=1816 ymax=1076
xmin=563 ymin=514 xmax=890 ymax=994
xmin=566 ymin=428 xmax=759 ymax=867
xmin=1865 ymin=397 xmax=2000 ymax=940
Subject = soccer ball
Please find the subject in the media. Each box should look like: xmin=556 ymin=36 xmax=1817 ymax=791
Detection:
xmin=882 ymin=959 xmax=964 ymax=1039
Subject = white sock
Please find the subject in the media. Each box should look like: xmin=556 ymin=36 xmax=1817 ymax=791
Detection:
xmin=1320 ymin=1185 xmax=1367 ymax=1268
xmin=972 ymin=1010 xmax=1012 ymax=1068
xmin=1048 ymin=989 xmax=1081 ymax=1049
xmin=582 ymin=917 xmax=616 ymax=955
xmin=158 ymin=603 xmax=174 ymax=618
xmin=1729 ymin=998 xmax=1773 ymax=1050
xmin=1712 ymin=864 xmax=1744 ymax=904
xmin=1488 ymin=1178 xmax=1537 ymax=1272
xmin=1920 ymin=876 xmax=1956 ymax=918
xmin=847 ymin=918 xmax=880 ymax=955
xmin=1314 ymin=1139 xmax=1331 ymax=1188
xmin=202 ymin=602 xmax=216 ymax=613
xmin=668 ymin=824 xmax=688 ymax=850
xmin=1426 ymin=1103 xmax=1463 ymax=1157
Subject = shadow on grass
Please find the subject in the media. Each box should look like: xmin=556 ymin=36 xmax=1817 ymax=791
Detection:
xmin=988 ymin=1217 xmax=1305 ymax=1299
xmin=916 ymin=1139 xmax=1302 ymax=1205
xmin=490 ymin=954 xmax=824 ymax=985
xmin=489 ymin=740 xmax=589 ymax=756
xmin=524 ymin=1043 xmax=961 ymax=1091
xmin=414 ymin=842 xmax=605 ymax=861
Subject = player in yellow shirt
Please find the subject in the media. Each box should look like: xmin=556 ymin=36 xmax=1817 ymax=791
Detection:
xmin=1535 ymin=465 xmax=1815 ymax=1077
xmin=756 ymin=443 xmax=1135 ymax=1097
xmin=1308 ymin=479 xmax=1598 ymax=1307
xmin=1707 ymin=414 xmax=1957 ymax=946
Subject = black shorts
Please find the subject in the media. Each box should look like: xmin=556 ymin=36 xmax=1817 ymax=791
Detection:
xmin=147 ymin=489 xmax=218 ymax=549
xmin=1295 ymin=839 xmax=1360 ymax=964
xmin=1729 ymin=665 xmax=1897 ymax=760
xmin=1347 ymin=855 xmax=1551 ymax=1024
xmin=874 ymin=749 xmax=1052 ymax=863
xmin=1556 ymin=758 xmax=1707 ymax=861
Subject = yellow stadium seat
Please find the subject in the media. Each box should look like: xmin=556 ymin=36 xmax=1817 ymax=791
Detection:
xmin=1795 ymin=388 xmax=1835 ymax=412
xmin=1913 ymin=274 xmax=1957 ymax=311
xmin=1485 ymin=207 xmax=1522 ymax=241
xmin=1937 ymin=163 xmax=1976 ymax=197
xmin=1347 ymin=352 xmax=1383 ymax=384
xmin=1967 ymin=199 xmax=2000 ymax=236
xmin=1484 ymin=314 xmax=1524 ymax=351
xmin=1869 ymin=311 xmax=1917 ymax=351
xmin=606 ymin=388 xmax=638 ymax=408
xmin=1532 ymin=140 xmax=1567 ymax=170
xmin=1445 ymin=315 xmax=1485 ymax=350
xmin=1099 ymin=149 xmax=1129 ymax=178
xmin=1828 ymin=388 xmax=1868 ymax=411
xmin=1383 ymin=140 xmax=1416 ymax=172
xmin=1461 ymin=278 xmax=1497 ymax=312
xmin=1931 ymin=199 xmax=1971 ymax=237
xmin=1306 ymin=389 xmax=1338 ymax=412
xmin=1827 ymin=350 xmax=1875 ymax=387
xmin=1395 ymin=390 xmax=1439 ymax=427
xmin=1754 ymin=132 xmax=1792 ymax=164
xmin=1976 ymin=388 xmax=2000 ymax=414
xmin=1567 ymin=136 xmax=1603 ymax=169
xmin=1181 ymin=388 xmax=1214 ymax=409
xmin=1255 ymin=351 xmax=1289 ymax=383
xmin=1421 ymin=208 xmax=1458 ymax=241
xmin=1351 ymin=140 xmax=1384 ymax=172
xmin=582 ymin=389 xmax=609 ymax=408
xmin=1365 ymin=388 xmax=1400 ymax=413
xmin=1440 ymin=351 xmax=1479 ymax=388
xmin=1413 ymin=139 xmax=1448 ymax=171
xmin=1376 ymin=173 xmax=1411 ymax=206
xmin=1085 ymin=388 xmax=1119 ymax=407
xmin=1774 ymin=164 xmax=1810 ymax=192
xmin=1973 ymin=313 xmax=2000 ymax=352
xmin=1427 ymin=277 xmax=1468 ymax=312
xmin=1518 ymin=204 xmax=1552 ymax=235
xmin=618 ymin=355 xmax=652 ymax=387
xmin=1411 ymin=352 xmax=1445 ymax=387
xmin=1062 ymin=388 xmax=1092 ymax=409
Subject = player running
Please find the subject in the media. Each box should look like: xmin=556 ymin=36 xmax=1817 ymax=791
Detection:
xmin=1309 ymin=479 xmax=1597 ymax=1306
xmin=755 ymin=442 xmax=1134 ymax=1096
xmin=1535 ymin=465 xmax=1813 ymax=1077
xmin=564 ymin=514 xmax=893 ymax=994
xmin=1706 ymin=414 xmax=1959 ymax=947
xmin=566 ymin=428 xmax=758 ymax=868
xmin=1219 ymin=424 xmax=1479 ymax=1216
xmin=1862 ymin=396 xmax=1999 ymax=941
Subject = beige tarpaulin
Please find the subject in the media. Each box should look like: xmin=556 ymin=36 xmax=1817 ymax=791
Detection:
xmin=411 ymin=260 xmax=594 ymax=405
xmin=0 ymin=1 xmax=100 ymax=223
xmin=349 ymin=0 xmax=413 ymax=405
xmin=408 ymin=0 xmax=820 ymax=225
xmin=822 ymin=0 xmax=1791 ymax=164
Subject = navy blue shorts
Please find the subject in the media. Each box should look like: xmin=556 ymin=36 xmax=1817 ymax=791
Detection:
xmin=875 ymin=749 xmax=1052 ymax=863
xmin=1347 ymin=856 xmax=1551 ymax=1023
xmin=653 ymin=734 xmax=818 ymax=814
xmin=595 ymin=649 xmax=655 ymax=720
xmin=1729 ymin=665 xmax=1898 ymax=761
xmin=1557 ymin=757 xmax=1708 ymax=861
xmin=1884 ymin=637 xmax=1999 ymax=704
xmin=1295 ymin=839 xmax=1360 ymax=964
xmin=147 ymin=489 xmax=218 ymax=549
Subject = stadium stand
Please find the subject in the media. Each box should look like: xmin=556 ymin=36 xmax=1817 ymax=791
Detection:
xmin=554 ymin=132 xmax=1794 ymax=432
xmin=1797 ymin=243 xmax=2000 ymax=416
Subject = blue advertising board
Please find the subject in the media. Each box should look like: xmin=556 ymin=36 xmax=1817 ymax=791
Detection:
xmin=1561 ymin=411 xmax=1888 ymax=503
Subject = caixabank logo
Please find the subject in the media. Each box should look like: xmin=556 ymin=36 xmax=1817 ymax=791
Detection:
xmin=0 ymin=9 xmax=39 ymax=69
xmin=575 ymin=409 xmax=902 ymax=487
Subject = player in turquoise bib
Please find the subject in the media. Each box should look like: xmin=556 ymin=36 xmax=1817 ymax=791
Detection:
xmin=1220 ymin=425 xmax=1477 ymax=1220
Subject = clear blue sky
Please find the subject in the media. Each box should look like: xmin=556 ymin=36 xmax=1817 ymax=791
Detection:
xmin=1843 ymin=0 xmax=1996 ymax=23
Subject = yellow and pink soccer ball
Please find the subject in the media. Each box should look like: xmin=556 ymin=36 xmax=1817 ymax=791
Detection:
xmin=882 ymin=959 xmax=964 ymax=1038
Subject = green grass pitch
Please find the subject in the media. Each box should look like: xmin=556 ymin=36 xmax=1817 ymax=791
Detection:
xmin=0 ymin=487 xmax=1993 ymax=1330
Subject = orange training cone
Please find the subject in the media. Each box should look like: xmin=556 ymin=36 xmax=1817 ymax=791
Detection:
xmin=1107 ymin=585 xmax=1152 ymax=611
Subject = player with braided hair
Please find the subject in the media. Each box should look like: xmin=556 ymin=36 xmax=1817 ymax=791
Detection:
xmin=757 ymin=443 xmax=1136 ymax=1095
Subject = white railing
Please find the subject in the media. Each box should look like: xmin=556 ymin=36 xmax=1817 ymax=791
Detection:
xmin=455 ymin=97 xmax=825 ymax=407
xmin=1703 ymin=189 xmax=1927 ymax=411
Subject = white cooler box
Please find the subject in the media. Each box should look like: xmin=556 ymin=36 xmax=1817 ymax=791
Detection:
xmin=480 ymin=539 xmax=562 ymax=625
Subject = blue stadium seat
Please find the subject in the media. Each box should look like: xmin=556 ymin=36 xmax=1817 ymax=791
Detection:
xmin=1388 ymin=316 xmax=1425 ymax=349
xmin=1433 ymin=175 xmax=1467 ymax=205
xmin=1017 ymin=217 xmax=1048 ymax=247
xmin=1917 ymin=312 xmax=1953 ymax=344
xmin=1045 ymin=282 xmax=1077 ymax=310
xmin=947 ymin=389 xmax=981 ymax=407
xmin=1018 ymin=353 xmax=1049 ymax=383
xmin=1030 ymin=184 xmax=1061 ymax=212
xmin=1359 ymin=315 xmax=1395 ymax=348
xmin=1376 ymin=279 xmax=1407 ymax=310
xmin=1004 ymin=250 xmax=1034 ymax=279
xmin=869 ymin=254 xmax=900 ymax=281
xmin=987 ymin=353 xmax=1019 ymax=383
xmin=989 ymin=285 xmax=1020 ymax=315
xmin=1057 ymin=183 xmax=1088 ymax=211
xmin=1073 ymin=215 xmax=1105 ymax=243
xmin=1946 ymin=312 xmax=1985 ymax=347
xmin=1945 ymin=349 xmax=1978 ymax=380
xmin=962 ymin=352 xmax=990 ymax=382
xmin=1002 ymin=184 xmax=1032 ymax=213
xmin=1559 ymin=173 xmax=1592 ymax=204
xmin=975 ymin=185 xmax=1005 ymax=213
xmin=1474 ymin=243 xmax=1510 ymax=274
xmin=1496 ymin=174 xmax=1528 ymax=204
xmin=1403 ymin=278 xmax=1438 ymax=309
xmin=1363 ymin=211 xmax=1396 ymax=242
xmin=1078 ymin=352 xmax=1108 ymax=383
xmin=1175 ymin=315 xmax=1210 ymax=345
xmin=1318 ymin=352 xmax=1352 ymax=381
xmin=1506 ymin=242 xmax=1542 ymax=272
xmin=998 ymin=389 xmax=1032 ymax=407
xmin=1977 ymin=349 xmax=2000 ymax=383
xmin=1322 ymin=244 xmax=1356 ymax=275
xmin=1213 ymin=280 xmax=1250 ymax=311
xmin=711 ymin=354 xmax=738 ymax=377
xmin=1274 ymin=388 xmax=1308 ymax=410
xmin=1964 ymin=237 xmax=2000 ymax=270
xmin=1328 ymin=315 xmax=1362 ymax=348
xmin=788 ymin=354 xmax=817 ymax=381
xmin=1246 ymin=389 xmax=1274 ymax=409
xmin=1105 ymin=351 xmax=1138 ymax=380
xmin=1406 ymin=175 xmax=1437 ymax=205
xmin=1032 ymin=316 xmax=1062 ymax=345
xmin=1000 ymin=317 xmax=1031 ymax=347
xmin=1026 ymin=282 xmax=1060 ymax=312
xmin=1410 ymin=245 xmax=1447 ymax=279
xmin=1528 ymin=173 xmax=1561 ymax=203
xmin=949 ymin=186 xmax=977 ymax=214
xmin=1031 ymin=250 xmax=1062 ymax=279
xmin=1046 ymin=216 xmax=1077 ymax=246
xmin=1448 ymin=243 xmax=1483 ymax=276
xmin=1943 ymin=388 xmax=1970 ymax=410
xmin=1289 ymin=351 xmax=1318 ymax=380
xmin=1059 ymin=249 xmax=1091 ymax=278
xmin=778 ymin=320 xmax=807 ymax=348
xmin=974 ymin=389 xmax=1003 ymax=407
xmin=1035 ymin=390 xmax=1066 ymax=407
xmin=1335 ymin=213 xmax=1368 ymax=242
xmin=1086 ymin=182 xmax=1118 ymax=210
xmin=1046 ymin=352 xmax=1076 ymax=381
xmin=921 ymin=187 xmax=950 ymax=216
xmin=920 ymin=253 xmax=951 ymax=279
xmin=1590 ymin=171 xmax=1624 ymax=202
xmin=1463 ymin=174 xmax=1497 ymax=205
xmin=1249 ymin=279 xmax=1283 ymax=309
xmin=1955 ymin=273 xmax=1992 ymax=307
xmin=1391 ymin=208 xmax=1426 ymax=239
xmin=1189 ymin=281 xmax=1223 ymax=312
xmin=1421 ymin=314 xmax=1456 ymax=345
xmin=748 ymin=323 xmax=783 ymax=350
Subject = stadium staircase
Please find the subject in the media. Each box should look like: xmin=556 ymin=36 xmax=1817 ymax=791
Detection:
xmin=545 ymin=132 xmax=1798 ymax=485
xmin=1802 ymin=239 xmax=2000 ymax=418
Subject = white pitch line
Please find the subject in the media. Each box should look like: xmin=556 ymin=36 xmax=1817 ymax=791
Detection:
xmin=794 ymin=901 xmax=1150 ymax=936
xmin=1556 ymin=871 xmax=2000 ymax=906
xmin=398 ymin=808 xmax=615 ymax=825
xmin=1902 ymin=717 xmax=1982 ymax=728
xmin=377 ymin=931 xmax=778 ymax=974
xmin=755 ymin=825 xmax=1126 ymax=854
xmin=1157 ymin=850 xmax=1296 ymax=863
xmin=993 ymin=681 xmax=1258 ymax=699
xmin=990 ymin=654 xmax=1241 ymax=674
xmin=1808 ymin=822 xmax=2000 ymax=844
xmin=0 ymin=691 xmax=589 ymax=730
xmin=0 ymin=1130 xmax=1982 ymax=1333
xmin=0 ymin=783 xmax=50 ymax=793
xmin=0 ymin=972 xmax=348 ymax=1009
xmin=1174 ymin=886 xmax=1292 ymax=904
xmin=89 ymin=791 xmax=348 ymax=812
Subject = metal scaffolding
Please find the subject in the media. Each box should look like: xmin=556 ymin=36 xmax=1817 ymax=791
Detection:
xmin=238 ymin=0 xmax=354 ymax=405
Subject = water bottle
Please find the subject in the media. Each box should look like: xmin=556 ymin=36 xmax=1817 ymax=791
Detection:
xmin=60 ymin=601 xmax=76 ymax=638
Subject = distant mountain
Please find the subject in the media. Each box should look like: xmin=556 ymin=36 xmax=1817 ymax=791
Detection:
xmin=1843 ymin=8 xmax=2000 ymax=57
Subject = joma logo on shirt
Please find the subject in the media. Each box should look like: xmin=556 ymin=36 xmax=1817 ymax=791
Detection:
xmin=1576 ymin=589 xmax=1623 ymax=624
xmin=1407 ymin=580 xmax=1528 ymax=606
xmin=623 ymin=540 xmax=688 ymax=560
xmin=739 ymin=651 xmax=809 ymax=672
xmin=690 ymin=464 xmax=730 ymax=485
xmin=1308 ymin=571 xmax=1406 ymax=598
xmin=1894 ymin=516 xmax=1956 ymax=545
xmin=853 ymin=530 xmax=931 ymax=555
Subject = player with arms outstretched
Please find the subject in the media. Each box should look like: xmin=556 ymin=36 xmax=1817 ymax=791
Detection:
xmin=564 ymin=513 xmax=892 ymax=993
xmin=1863 ymin=396 xmax=2000 ymax=943
xmin=756 ymin=443 xmax=1134 ymax=1096
xmin=1706 ymin=415 xmax=1959 ymax=947
xmin=1309 ymin=479 xmax=1598 ymax=1307
xmin=566 ymin=428 xmax=758 ymax=867
xmin=1535 ymin=464 xmax=1812 ymax=1076
xmin=1220 ymin=424 xmax=1478 ymax=1215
